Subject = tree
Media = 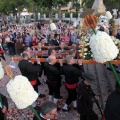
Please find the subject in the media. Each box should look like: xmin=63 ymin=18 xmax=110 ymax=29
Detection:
xmin=33 ymin=0 xmax=72 ymax=20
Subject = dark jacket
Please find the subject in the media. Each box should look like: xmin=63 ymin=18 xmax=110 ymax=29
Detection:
xmin=16 ymin=41 xmax=24 ymax=55
xmin=104 ymin=90 xmax=120 ymax=120
xmin=18 ymin=59 xmax=41 ymax=81
xmin=50 ymin=39 xmax=59 ymax=46
xmin=77 ymin=82 xmax=95 ymax=115
xmin=62 ymin=64 xmax=83 ymax=84
xmin=44 ymin=62 xmax=61 ymax=83
xmin=54 ymin=46 xmax=69 ymax=50
xmin=0 ymin=93 xmax=8 ymax=120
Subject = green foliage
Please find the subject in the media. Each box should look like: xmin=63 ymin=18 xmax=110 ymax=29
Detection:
xmin=0 ymin=0 xmax=31 ymax=14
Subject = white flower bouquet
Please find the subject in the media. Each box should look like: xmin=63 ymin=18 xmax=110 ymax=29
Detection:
xmin=0 ymin=62 xmax=4 ymax=79
xmin=6 ymin=75 xmax=38 ymax=109
xmin=90 ymin=31 xmax=119 ymax=63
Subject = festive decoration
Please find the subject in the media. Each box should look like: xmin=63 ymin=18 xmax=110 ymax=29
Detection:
xmin=82 ymin=34 xmax=93 ymax=59
xmin=0 ymin=62 xmax=4 ymax=79
xmin=49 ymin=19 xmax=57 ymax=31
xmin=90 ymin=31 xmax=119 ymax=63
xmin=84 ymin=15 xmax=98 ymax=29
xmin=5 ymin=65 xmax=13 ymax=79
xmin=96 ymin=11 xmax=112 ymax=33
xmin=112 ymin=9 xmax=118 ymax=16
xmin=6 ymin=75 xmax=38 ymax=109
xmin=83 ymin=12 xmax=120 ymax=87
xmin=106 ymin=11 xmax=112 ymax=19
xmin=92 ymin=0 xmax=106 ymax=15
xmin=5 ymin=67 xmax=41 ymax=120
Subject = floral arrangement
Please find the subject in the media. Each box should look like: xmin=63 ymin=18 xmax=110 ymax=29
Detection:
xmin=6 ymin=75 xmax=38 ymax=109
xmin=0 ymin=62 xmax=4 ymax=79
xmin=90 ymin=31 xmax=119 ymax=63
xmin=79 ymin=34 xmax=93 ymax=59
xmin=111 ymin=36 xmax=120 ymax=59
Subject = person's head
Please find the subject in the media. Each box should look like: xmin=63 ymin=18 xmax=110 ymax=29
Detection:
xmin=41 ymin=38 xmax=45 ymax=45
xmin=48 ymin=55 xmax=56 ymax=65
xmin=27 ymin=33 xmax=30 ymax=36
xmin=65 ymin=55 xmax=74 ymax=65
xmin=22 ymin=51 xmax=31 ymax=60
xmin=82 ymin=72 xmax=95 ymax=85
xmin=9 ymin=31 xmax=12 ymax=35
xmin=24 ymin=47 xmax=31 ymax=53
xmin=40 ymin=101 xmax=57 ymax=119
xmin=37 ymin=41 xmax=42 ymax=49
xmin=59 ymin=41 xmax=65 ymax=49
xmin=72 ymin=43 xmax=77 ymax=49
xmin=69 ymin=49 xmax=76 ymax=58
xmin=55 ymin=34 xmax=59 ymax=39
xmin=51 ymin=32 xmax=54 ymax=38
xmin=48 ymin=48 xmax=56 ymax=56
xmin=18 ymin=36 xmax=23 ymax=42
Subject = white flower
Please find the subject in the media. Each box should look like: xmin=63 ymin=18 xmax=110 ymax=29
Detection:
xmin=90 ymin=31 xmax=119 ymax=63
xmin=84 ymin=48 xmax=88 ymax=52
xmin=0 ymin=62 xmax=4 ymax=79
xmin=86 ymin=43 xmax=90 ymax=46
xmin=84 ymin=53 xmax=87 ymax=55
xmin=115 ymin=41 xmax=118 ymax=45
xmin=6 ymin=75 xmax=38 ymax=109
xmin=91 ymin=54 xmax=93 ymax=57
xmin=78 ymin=50 xmax=81 ymax=52
xmin=84 ymin=37 xmax=89 ymax=42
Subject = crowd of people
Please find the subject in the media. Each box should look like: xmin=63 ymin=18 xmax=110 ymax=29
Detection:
xmin=0 ymin=21 xmax=120 ymax=120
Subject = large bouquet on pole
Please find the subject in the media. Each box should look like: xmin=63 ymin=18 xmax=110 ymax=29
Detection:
xmin=6 ymin=75 xmax=38 ymax=109
xmin=90 ymin=31 xmax=119 ymax=63
xmin=84 ymin=14 xmax=120 ymax=86
xmin=5 ymin=65 xmax=41 ymax=120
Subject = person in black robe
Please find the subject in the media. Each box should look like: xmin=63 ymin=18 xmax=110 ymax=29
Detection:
xmin=77 ymin=72 xmax=99 ymax=120
xmin=104 ymin=82 xmax=120 ymax=120
xmin=44 ymin=55 xmax=62 ymax=108
xmin=18 ymin=51 xmax=45 ymax=98
xmin=69 ymin=49 xmax=84 ymax=73
xmin=61 ymin=55 xmax=83 ymax=111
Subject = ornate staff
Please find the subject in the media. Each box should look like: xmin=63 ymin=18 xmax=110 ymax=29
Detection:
xmin=84 ymin=14 xmax=120 ymax=86
xmin=1 ymin=59 xmax=41 ymax=120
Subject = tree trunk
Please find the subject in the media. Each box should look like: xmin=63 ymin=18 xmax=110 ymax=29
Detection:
xmin=17 ymin=11 xmax=21 ymax=24
xmin=49 ymin=5 xmax=52 ymax=20
xmin=58 ymin=6 xmax=61 ymax=20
